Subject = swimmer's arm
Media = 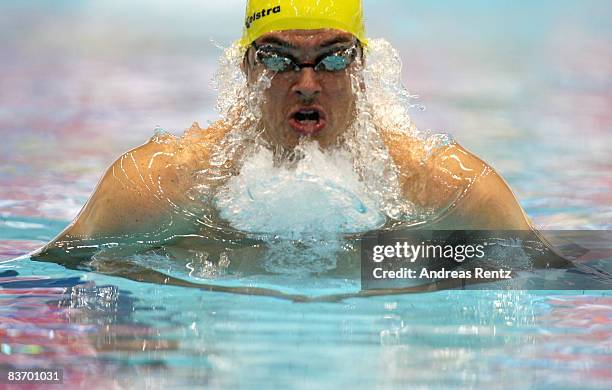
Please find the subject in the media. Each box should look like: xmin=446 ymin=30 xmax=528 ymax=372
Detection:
xmin=426 ymin=146 xmax=574 ymax=267
xmin=426 ymin=145 xmax=532 ymax=230
xmin=430 ymin=165 xmax=532 ymax=230
xmin=381 ymin=132 xmax=531 ymax=230
xmin=35 ymin=138 xmax=195 ymax=260
xmin=380 ymin=132 xmax=567 ymax=267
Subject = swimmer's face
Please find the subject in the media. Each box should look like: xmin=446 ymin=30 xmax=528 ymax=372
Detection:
xmin=245 ymin=29 xmax=362 ymax=150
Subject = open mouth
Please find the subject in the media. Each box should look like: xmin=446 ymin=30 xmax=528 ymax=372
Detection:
xmin=288 ymin=107 xmax=327 ymax=135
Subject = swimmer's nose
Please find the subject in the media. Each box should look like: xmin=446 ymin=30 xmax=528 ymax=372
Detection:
xmin=292 ymin=68 xmax=322 ymax=102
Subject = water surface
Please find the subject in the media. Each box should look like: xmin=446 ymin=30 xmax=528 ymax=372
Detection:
xmin=1 ymin=1 xmax=611 ymax=388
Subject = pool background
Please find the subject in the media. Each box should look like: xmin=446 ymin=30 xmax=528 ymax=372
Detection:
xmin=1 ymin=0 xmax=611 ymax=388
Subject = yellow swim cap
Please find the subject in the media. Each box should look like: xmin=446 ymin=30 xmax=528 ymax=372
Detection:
xmin=241 ymin=0 xmax=366 ymax=47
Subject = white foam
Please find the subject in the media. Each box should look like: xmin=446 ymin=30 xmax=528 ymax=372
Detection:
xmin=202 ymin=38 xmax=455 ymax=274
xmin=214 ymin=142 xmax=386 ymax=238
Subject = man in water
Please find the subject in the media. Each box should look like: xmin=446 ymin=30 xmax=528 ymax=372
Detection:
xmin=36 ymin=0 xmax=537 ymax=269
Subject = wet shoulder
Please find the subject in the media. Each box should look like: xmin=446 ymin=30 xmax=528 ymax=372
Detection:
xmin=175 ymin=121 xmax=233 ymax=170
xmin=382 ymin=131 xmax=531 ymax=229
xmin=111 ymin=121 xmax=232 ymax=201
xmin=381 ymin=131 xmax=489 ymax=210
xmin=426 ymin=144 xmax=532 ymax=229
xmin=424 ymin=143 xmax=491 ymax=206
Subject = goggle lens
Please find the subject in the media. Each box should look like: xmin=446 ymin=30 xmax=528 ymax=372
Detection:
xmin=255 ymin=46 xmax=358 ymax=73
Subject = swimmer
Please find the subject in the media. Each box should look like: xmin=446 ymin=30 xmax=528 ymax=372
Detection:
xmin=35 ymin=0 xmax=564 ymax=275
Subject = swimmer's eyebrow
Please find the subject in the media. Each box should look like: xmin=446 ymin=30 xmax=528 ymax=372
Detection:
xmin=318 ymin=36 xmax=355 ymax=48
xmin=255 ymin=36 xmax=355 ymax=50
xmin=255 ymin=36 xmax=297 ymax=50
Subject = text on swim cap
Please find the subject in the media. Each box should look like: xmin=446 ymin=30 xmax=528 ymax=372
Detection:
xmin=245 ymin=5 xmax=281 ymax=29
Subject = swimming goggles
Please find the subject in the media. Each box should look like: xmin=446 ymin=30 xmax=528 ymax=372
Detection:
xmin=253 ymin=44 xmax=359 ymax=73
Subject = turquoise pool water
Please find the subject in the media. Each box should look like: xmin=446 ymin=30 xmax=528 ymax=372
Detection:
xmin=2 ymin=260 xmax=611 ymax=388
xmin=1 ymin=1 xmax=611 ymax=388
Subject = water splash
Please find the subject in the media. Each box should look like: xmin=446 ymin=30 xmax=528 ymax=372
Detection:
xmin=213 ymin=142 xmax=384 ymax=274
xmin=215 ymin=143 xmax=385 ymax=236
xmin=202 ymin=38 xmax=459 ymax=274
xmin=209 ymin=38 xmax=452 ymax=226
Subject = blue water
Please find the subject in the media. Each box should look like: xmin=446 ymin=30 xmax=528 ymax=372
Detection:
xmin=1 ymin=1 xmax=611 ymax=389
xmin=2 ymin=258 xmax=611 ymax=389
